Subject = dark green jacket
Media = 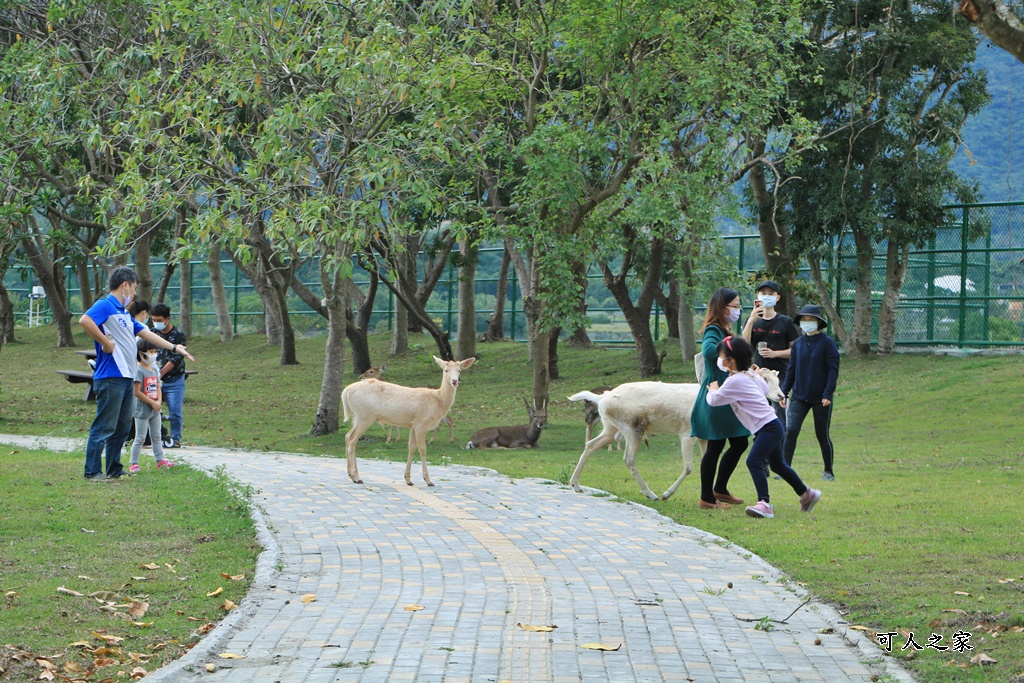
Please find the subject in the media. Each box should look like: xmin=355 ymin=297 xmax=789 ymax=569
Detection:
xmin=690 ymin=324 xmax=750 ymax=440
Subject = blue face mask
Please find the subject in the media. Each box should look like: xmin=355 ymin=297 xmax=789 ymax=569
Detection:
xmin=153 ymin=321 xmax=166 ymax=331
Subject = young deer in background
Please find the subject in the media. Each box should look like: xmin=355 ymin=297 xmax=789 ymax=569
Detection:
xmin=360 ymin=364 xmax=454 ymax=444
xmin=344 ymin=356 xmax=475 ymax=486
xmin=466 ymin=399 xmax=547 ymax=449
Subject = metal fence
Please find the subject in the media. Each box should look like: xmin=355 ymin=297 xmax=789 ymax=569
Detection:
xmin=6 ymin=202 xmax=1024 ymax=347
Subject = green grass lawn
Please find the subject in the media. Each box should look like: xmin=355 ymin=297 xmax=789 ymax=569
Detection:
xmin=2 ymin=326 xmax=1023 ymax=682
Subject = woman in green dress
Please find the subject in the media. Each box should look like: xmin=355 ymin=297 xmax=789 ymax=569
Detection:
xmin=691 ymin=287 xmax=750 ymax=509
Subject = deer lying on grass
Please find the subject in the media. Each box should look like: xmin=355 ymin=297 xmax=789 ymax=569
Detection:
xmin=567 ymin=368 xmax=784 ymax=501
xmin=360 ymin=365 xmax=454 ymax=444
xmin=466 ymin=399 xmax=547 ymax=449
xmin=343 ymin=356 xmax=475 ymax=486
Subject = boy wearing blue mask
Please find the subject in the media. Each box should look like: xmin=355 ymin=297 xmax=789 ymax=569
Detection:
xmin=780 ymin=305 xmax=841 ymax=481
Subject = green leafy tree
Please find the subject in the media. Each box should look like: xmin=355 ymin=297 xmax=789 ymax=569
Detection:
xmin=774 ymin=0 xmax=988 ymax=355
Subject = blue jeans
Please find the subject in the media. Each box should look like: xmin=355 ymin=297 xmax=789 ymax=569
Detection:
xmin=84 ymin=377 xmax=134 ymax=478
xmin=746 ymin=419 xmax=807 ymax=504
xmin=162 ymin=375 xmax=186 ymax=443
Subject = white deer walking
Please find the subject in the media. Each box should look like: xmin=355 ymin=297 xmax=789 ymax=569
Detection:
xmin=342 ymin=356 xmax=475 ymax=486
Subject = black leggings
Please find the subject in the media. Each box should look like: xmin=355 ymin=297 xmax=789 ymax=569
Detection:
xmin=783 ymin=399 xmax=834 ymax=474
xmin=700 ymin=436 xmax=749 ymax=504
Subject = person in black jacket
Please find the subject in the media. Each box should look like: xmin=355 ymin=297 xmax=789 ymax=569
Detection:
xmin=780 ymin=305 xmax=840 ymax=481
xmin=151 ymin=303 xmax=188 ymax=448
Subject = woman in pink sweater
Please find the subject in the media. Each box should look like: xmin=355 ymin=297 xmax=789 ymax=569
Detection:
xmin=706 ymin=335 xmax=821 ymax=519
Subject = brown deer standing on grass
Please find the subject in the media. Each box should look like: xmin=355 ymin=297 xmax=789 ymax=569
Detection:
xmin=359 ymin=364 xmax=454 ymax=444
xmin=466 ymin=399 xmax=548 ymax=449
xmin=343 ymin=356 xmax=475 ymax=486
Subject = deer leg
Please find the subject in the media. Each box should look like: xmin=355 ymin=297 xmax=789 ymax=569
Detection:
xmin=622 ymin=432 xmax=658 ymax=500
xmin=345 ymin=424 xmax=370 ymax=484
xmin=661 ymin=435 xmax=697 ymax=500
xmin=447 ymin=417 xmax=455 ymax=444
xmin=570 ymin=426 xmax=618 ymax=493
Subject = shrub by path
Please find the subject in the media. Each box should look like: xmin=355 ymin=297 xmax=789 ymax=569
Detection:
xmin=1 ymin=436 xmax=911 ymax=683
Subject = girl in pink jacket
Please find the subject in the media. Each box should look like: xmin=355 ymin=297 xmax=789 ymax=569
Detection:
xmin=706 ymin=336 xmax=821 ymax=519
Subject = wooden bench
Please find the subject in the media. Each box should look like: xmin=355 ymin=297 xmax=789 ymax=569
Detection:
xmin=57 ymin=369 xmax=197 ymax=401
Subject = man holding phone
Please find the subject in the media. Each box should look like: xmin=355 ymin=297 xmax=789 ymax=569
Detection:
xmin=742 ymin=280 xmax=799 ymax=475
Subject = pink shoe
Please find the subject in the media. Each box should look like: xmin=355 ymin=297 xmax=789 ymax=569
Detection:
xmin=156 ymin=459 xmax=176 ymax=468
xmin=800 ymin=488 xmax=821 ymax=513
xmin=129 ymin=464 xmax=141 ymax=473
xmin=745 ymin=501 xmax=775 ymax=518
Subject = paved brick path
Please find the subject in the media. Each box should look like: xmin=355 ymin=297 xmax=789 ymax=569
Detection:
xmin=1 ymin=436 xmax=911 ymax=683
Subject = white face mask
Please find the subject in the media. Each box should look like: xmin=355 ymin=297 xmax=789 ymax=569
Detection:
xmin=800 ymin=320 xmax=819 ymax=334
xmin=726 ymin=307 xmax=741 ymax=323
xmin=716 ymin=357 xmax=729 ymax=373
xmin=143 ymin=353 xmax=158 ymax=365
xmin=760 ymin=294 xmax=777 ymax=309
xmin=153 ymin=321 xmax=166 ymax=331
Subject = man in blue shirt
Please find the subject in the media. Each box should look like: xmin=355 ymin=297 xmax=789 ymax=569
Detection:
xmin=78 ymin=267 xmax=195 ymax=480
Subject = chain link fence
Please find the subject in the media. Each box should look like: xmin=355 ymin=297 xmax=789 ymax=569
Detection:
xmin=6 ymin=203 xmax=1023 ymax=348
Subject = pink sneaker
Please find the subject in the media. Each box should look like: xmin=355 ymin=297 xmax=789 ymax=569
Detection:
xmin=156 ymin=459 xmax=176 ymax=468
xmin=800 ymin=488 xmax=821 ymax=513
xmin=745 ymin=501 xmax=775 ymax=518
xmin=129 ymin=464 xmax=141 ymax=473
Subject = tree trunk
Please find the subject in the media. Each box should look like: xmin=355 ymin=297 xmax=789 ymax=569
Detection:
xmin=391 ymin=291 xmax=409 ymax=355
xmin=808 ymin=254 xmax=854 ymax=351
xmin=457 ymin=239 xmax=478 ymax=361
xmin=958 ymin=0 xmax=1024 ymax=64
xmin=654 ymin=280 xmax=680 ymax=340
xmin=677 ymin=235 xmax=700 ymax=361
xmin=208 ymin=240 xmax=234 ymax=342
xmin=485 ymin=245 xmax=510 ymax=341
xmin=749 ymin=145 xmax=799 ymax=319
xmin=567 ymin=259 xmax=595 ymax=347
xmin=230 ymin=253 xmax=281 ymax=346
xmin=156 ymin=209 xmax=185 ymax=304
xmin=347 ymin=270 xmax=378 ymax=375
xmin=179 ymin=254 xmax=192 ymax=339
xmin=527 ymin=313 xmax=550 ymax=411
xmin=75 ymin=261 xmax=94 ymax=311
xmin=135 ymin=227 xmax=155 ymax=303
xmin=0 ymin=281 xmax=14 ymax=343
xmin=547 ymin=327 xmax=561 ymax=380
xmin=156 ymin=261 xmax=177 ymax=304
xmin=851 ymin=228 xmax=875 ymax=357
xmin=877 ymin=239 xmax=909 ymax=355
xmin=600 ymin=237 xmax=666 ymax=377
xmin=21 ymin=220 xmax=74 ymax=348
xmin=311 ymin=245 xmax=353 ymax=436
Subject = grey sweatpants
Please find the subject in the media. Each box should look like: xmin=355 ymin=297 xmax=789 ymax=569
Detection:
xmin=130 ymin=414 xmax=165 ymax=464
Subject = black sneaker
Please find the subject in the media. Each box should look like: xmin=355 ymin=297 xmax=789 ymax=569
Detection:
xmin=821 ymin=471 xmax=835 ymax=481
xmin=85 ymin=474 xmax=106 ymax=482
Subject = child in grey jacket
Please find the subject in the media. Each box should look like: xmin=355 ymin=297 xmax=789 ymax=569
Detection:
xmin=129 ymin=340 xmax=176 ymax=472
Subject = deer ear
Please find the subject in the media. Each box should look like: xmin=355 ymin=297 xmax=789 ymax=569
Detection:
xmin=379 ymin=362 xmax=387 ymax=373
xmin=433 ymin=356 xmax=444 ymax=368
xmin=459 ymin=357 xmax=476 ymax=369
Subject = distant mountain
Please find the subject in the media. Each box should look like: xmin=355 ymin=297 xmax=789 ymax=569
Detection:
xmin=951 ymin=43 xmax=1024 ymax=203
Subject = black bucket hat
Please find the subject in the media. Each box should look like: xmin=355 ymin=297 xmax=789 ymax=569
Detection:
xmin=797 ymin=304 xmax=828 ymax=329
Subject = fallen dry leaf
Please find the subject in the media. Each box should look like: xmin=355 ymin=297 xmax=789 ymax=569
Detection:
xmin=221 ymin=573 xmax=245 ymax=581
xmin=998 ymin=578 xmax=1015 ymax=584
xmin=929 ymin=618 xmax=943 ymax=628
xmin=516 ymin=623 xmax=557 ymax=632
xmin=68 ymin=641 xmax=91 ymax=649
xmin=56 ymin=587 xmax=83 ymax=597
xmin=970 ymin=653 xmax=997 ymax=665
xmin=197 ymin=623 xmax=216 ymax=634
xmin=580 ymin=642 xmax=621 ymax=651
xmin=90 ymin=591 xmax=119 ymax=601
xmin=218 ymin=653 xmax=244 ymax=659
xmin=221 ymin=600 xmax=237 ymax=611
xmin=187 ymin=616 xmax=202 ymax=622
xmin=91 ymin=632 xmax=124 ymax=643
xmin=139 ymin=563 xmax=160 ymax=570
xmin=77 ymin=576 xmax=93 ymax=580
xmin=93 ymin=657 xmax=117 ymax=667
xmin=128 ymin=601 xmax=149 ymax=619
xmin=164 ymin=563 xmax=176 ymax=573
xmin=62 ymin=662 xmax=84 ymax=673
xmin=300 ymin=594 xmax=316 ymax=603
xmin=204 ymin=663 xmax=216 ymax=672
xmin=38 ymin=670 xmax=55 ymax=681
xmin=206 ymin=587 xmax=223 ymax=597
xmin=129 ymin=621 xmax=153 ymax=628
xmin=131 ymin=577 xmax=148 ymax=581
xmin=954 ymin=591 xmax=971 ymax=597
xmin=404 ymin=604 xmax=424 ymax=611
xmin=130 ymin=666 xmax=148 ymax=679
xmin=942 ymin=608 xmax=967 ymax=615
xmin=80 ymin=528 xmax=96 ymax=534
